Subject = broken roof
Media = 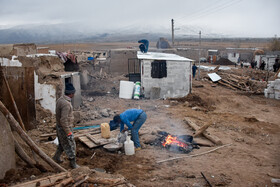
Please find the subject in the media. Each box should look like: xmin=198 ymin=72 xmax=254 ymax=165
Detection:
xmin=137 ymin=51 xmax=193 ymax=62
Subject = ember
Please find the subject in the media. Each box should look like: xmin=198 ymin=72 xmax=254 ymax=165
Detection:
xmin=162 ymin=135 xmax=188 ymax=148
xmin=161 ymin=134 xmax=196 ymax=154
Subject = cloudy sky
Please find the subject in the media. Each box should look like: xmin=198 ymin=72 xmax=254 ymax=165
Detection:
xmin=0 ymin=0 xmax=279 ymax=37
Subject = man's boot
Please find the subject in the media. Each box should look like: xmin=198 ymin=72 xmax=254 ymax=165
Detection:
xmin=70 ymin=158 xmax=80 ymax=169
xmin=52 ymin=149 xmax=63 ymax=164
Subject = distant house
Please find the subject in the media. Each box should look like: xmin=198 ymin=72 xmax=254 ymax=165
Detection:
xmin=226 ymin=48 xmax=254 ymax=64
xmin=137 ymin=51 xmax=193 ymax=99
xmin=227 ymin=52 xmax=240 ymax=63
xmin=207 ymin=49 xmax=219 ymax=63
xmin=255 ymin=51 xmax=280 ymax=70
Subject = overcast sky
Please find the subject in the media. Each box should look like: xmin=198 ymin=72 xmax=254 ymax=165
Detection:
xmin=0 ymin=0 xmax=279 ymax=37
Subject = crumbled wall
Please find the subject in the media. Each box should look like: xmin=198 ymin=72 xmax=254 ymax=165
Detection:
xmin=0 ymin=44 xmax=13 ymax=56
xmin=13 ymin=43 xmax=37 ymax=56
xmin=108 ymin=49 xmax=137 ymax=75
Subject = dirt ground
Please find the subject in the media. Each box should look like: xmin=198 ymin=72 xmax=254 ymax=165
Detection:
xmin=2 ymin=64 xmax=279 ymax=187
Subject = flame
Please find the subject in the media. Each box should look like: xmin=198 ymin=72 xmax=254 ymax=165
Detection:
xmin=162 ymin=135 xmax=188 ymax=148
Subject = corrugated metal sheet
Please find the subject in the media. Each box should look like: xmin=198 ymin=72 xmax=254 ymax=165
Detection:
xmin=137 ymin=51 xmax=193 ymax=62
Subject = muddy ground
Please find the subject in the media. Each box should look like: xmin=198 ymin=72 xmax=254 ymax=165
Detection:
xmin=2 ymin=64 xmax=280 ymax=187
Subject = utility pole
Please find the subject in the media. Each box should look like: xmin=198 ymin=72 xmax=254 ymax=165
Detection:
xmin=198 ymin=31 xmax=201 ymax=80
xmin=171 ymin=19 xmax=174 ymax=47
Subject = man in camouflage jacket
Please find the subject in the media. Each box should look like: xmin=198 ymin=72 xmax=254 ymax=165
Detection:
xmin=53 ymin=83 xmax=79 ymax=169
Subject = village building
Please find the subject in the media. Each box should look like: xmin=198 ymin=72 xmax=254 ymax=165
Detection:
xmin=137 ymin=51 xmax=193 ymax=99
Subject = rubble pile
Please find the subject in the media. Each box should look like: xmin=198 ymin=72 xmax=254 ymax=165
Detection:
xmin=217 ymin=72 xmax=267 ymax=93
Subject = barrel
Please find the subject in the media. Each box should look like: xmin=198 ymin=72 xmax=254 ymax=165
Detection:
xmin=119 ymin=80 xmax=134 ymax=99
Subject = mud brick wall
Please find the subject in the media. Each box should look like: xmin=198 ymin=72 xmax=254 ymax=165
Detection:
xmin=108 ymin=49 xmax=137 ymax=76
xmin=0 ymin=112 xmax=16 ymax=179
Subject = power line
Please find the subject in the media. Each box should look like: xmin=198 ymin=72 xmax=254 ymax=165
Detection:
xmin=180 ymin=0 xmax=243 ymax=24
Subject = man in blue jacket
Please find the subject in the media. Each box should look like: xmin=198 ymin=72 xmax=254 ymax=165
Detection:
xmin=113 ymin=109 xmax=147 ymax=150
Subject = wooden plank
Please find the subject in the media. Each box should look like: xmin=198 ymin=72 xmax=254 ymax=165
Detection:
xmin=78 ymin=136 xmax=97 ymax=148
xmin=0 ymin=66 xmax=36 ymax=130
xmin=218 ymin=80 xmax=237 ymax=90
xmin=11 ymin=172 xmax=68 ymax=187
xmin=86 ymin=134 xmax=100 ymax=145
xmin=40 ymin=128 xmax=101 ymax=138
xmin=184 ymin=117 xmax=222 ymax=145
xmin=193 ymin=122 xmax=212 ymax=137
xmin=78 ymin=129 xmax=119 ymax=148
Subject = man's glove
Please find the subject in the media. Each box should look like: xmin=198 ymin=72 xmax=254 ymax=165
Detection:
xmin=67 ymin=132 xmax=74 ymax=140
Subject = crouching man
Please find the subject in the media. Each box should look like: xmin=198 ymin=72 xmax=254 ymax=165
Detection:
xmin=53 ymin=83 xmax=79 ymax=169
xmin=113 ymin=108 xmax=147 ymax=151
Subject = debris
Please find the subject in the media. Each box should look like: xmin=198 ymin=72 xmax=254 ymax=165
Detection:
xmin=201 ymin=172 xmax=213 ymax=187
xmin=78 ymin=129 xmax=119 ymax=148
xmin=193 ymin=122 xmax=213 ymax=138
xmin=0 ymin=101 xmax=66 ymax=172
xmin=11 ymin=172 xmax=68 ymax=187
xmin=90 ymin=152 xmax=96 ymax=159
xmin=271 ymin=178 xmax=280 ymax=184
xmin=184 ymin=117 xmax=222 ymax=145
xmin=156 ymin=144 xmax=232 ymax=163
xmin=208 ymin=73 xmax=221 ymax=82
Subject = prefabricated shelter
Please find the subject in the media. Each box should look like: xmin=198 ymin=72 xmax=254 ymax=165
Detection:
xmin=227 ymin=52 xmax=240 ymax=63
xmin=255 ymin=52 xmax=280 ymax=70
xmin=207 ymin=49 xmax=219 ymax=63
xmin=137 ymin=51 xmax=193 ymax=99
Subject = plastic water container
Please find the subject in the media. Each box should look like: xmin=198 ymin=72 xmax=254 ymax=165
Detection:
xmin=133 ymin=81 xmax=141 ymax=99
xmin=264 ymin=89 xmax=268 ymax=98
xmin=124 ymin=136 xmax=135 ymax=155
xmin=119 ymin=81 xmax=134 ymax=99
xmin=101 ymin=123 xmax=110 ymax=139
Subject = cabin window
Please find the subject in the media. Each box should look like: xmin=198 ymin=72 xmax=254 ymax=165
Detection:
xmin=151 ymin=60 xmax=167 ymax=78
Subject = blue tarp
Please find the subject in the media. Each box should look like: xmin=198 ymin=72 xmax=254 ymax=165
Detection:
xmin=73 ymin=125 xmax=100 ymax=130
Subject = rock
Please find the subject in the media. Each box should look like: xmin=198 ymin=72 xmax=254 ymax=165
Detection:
xmin=100 ymin=109 xmax=110 ymax=117
xmin=141 ymin=134 xmax=157 ymax=144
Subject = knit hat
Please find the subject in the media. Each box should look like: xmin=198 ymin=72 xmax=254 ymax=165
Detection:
xmin=65 ymin=83 xmax=76 ymax=95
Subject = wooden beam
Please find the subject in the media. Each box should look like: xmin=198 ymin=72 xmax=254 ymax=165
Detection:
xmin=0 ymin=101 xmax=66 ymax=172
xmin=2 ymin=69 xmax=26 ymax=131
xmin=11 ymin=172 xmax=68 ymax=187
xmin=184 ymin=117 xmax=222 ymax=145
xmin=193 ymin=122 xmax=212 ymax=137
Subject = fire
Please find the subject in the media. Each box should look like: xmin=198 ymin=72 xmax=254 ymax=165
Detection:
xmin=162 ymin=135 xmax=188 ymax=148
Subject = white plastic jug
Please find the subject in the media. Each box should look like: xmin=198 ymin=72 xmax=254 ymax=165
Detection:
xmin=124 ymin=136 xmax=135 ymax=155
